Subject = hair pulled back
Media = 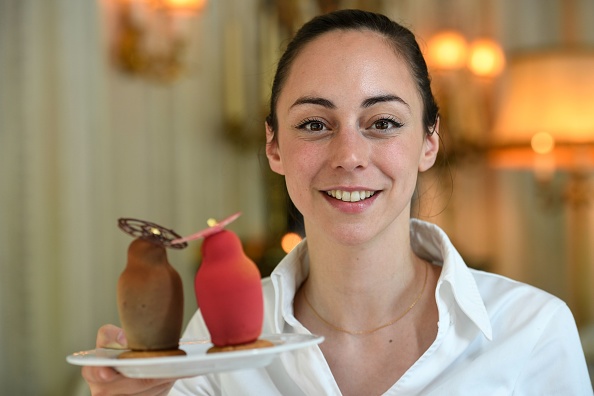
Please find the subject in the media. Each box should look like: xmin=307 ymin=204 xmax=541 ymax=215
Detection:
xmin=265 ymin=9 xmax=439 ymax=138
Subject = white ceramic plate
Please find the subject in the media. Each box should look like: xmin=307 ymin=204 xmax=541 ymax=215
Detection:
xmin=66 ymin=333 xmax=323 ymax=378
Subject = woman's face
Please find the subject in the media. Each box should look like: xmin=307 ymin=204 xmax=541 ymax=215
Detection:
xmin=266 ymin=29 xmax=439 ymax=246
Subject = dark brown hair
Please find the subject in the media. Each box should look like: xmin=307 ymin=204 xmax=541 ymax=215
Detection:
xmin=265 ymin=9 xmax=439 ymax=138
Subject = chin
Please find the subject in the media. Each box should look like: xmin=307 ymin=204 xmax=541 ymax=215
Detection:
xmin=327 ymin=224 xmax=379 ymax=247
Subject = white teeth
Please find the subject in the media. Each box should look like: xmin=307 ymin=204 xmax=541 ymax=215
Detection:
xmin=327 ymin=190 xmax=375 ymax=202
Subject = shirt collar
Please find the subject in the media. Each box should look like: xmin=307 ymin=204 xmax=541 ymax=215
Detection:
xmin=270 ymin=241 xmax=310 ymax=332
xmin=270 ymin=219 xmax=493 ymax=340
xmin=410 ymin=219 xmax=493 ymax=340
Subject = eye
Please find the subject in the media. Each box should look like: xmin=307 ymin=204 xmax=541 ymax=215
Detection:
xmin=373 ymin=119 xmax=392 ymax=130
xmin=370 ymin=116 xmax=403 ymax=131
xmin=295 ymin=118 xmax=328 ymax=132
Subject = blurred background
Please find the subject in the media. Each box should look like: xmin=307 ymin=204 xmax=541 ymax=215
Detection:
xmin=1 ymin=0 xmax=593 ymax=394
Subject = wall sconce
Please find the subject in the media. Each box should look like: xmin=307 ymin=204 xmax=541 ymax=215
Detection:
xmin=426 ymin=30 xmax=469 ymax=71
xmin=424 ymin=29 xmax=505 ymax=164
xmin=466 ymin=38 xmax=506 ymax=78
xmin=489 ymin=49 xmax=594 ymax=206
xmin=111 ymin=0 xmax=206 ymax=82
xmin=426 ymin=30 xmax=506 ymax=78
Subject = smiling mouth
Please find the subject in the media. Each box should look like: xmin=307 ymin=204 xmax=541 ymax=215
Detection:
xmin=326 ymin=190 xmax=376 ymax=203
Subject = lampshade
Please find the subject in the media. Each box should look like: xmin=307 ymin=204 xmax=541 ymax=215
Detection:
xmin=490 ymin=49 xmax=594 ymax=170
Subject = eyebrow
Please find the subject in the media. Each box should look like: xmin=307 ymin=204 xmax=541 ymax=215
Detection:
xmin=290 ymin=96 xmax=336 ymax=109
xmin=289 ymin=94 xmax=410 ymax=110
xmin=362 ymin=94 xmax=410 ymax=109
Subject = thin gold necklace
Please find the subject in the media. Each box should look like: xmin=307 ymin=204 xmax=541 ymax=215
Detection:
xmin=303 ymin=262 xmax=428 ymax=336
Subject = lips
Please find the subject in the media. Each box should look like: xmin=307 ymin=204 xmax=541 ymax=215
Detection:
xmin=326 ymin=189 xmax=376 ymax=202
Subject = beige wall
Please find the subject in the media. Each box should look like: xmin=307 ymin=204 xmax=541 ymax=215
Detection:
xmin=0 ymin=0 xmax=593 ymax=394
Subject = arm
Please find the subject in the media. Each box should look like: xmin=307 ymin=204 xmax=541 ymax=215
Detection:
xmin=513 ymin=304 xmax=593 ymax=395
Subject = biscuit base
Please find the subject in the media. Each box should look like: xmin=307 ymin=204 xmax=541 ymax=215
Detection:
xmin=207 ymin=338 xmax=274 ymax=354
xmin=117 ymin=348 xmax=187 ymax=359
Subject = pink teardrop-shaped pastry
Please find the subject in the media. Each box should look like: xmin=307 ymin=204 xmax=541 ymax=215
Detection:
xmin=195 ymin=230 xmax=264 ymax=347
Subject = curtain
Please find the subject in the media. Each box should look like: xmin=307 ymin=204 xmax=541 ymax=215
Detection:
xmin=0 ymin=0 xmax=266 ymax=394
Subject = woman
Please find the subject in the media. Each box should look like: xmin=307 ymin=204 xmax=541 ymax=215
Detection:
xmin=83 ymin=9 xmax=592 ymax=395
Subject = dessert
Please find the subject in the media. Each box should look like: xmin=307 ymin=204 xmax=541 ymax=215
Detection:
xmin=196 ymin=229 xmax=273 ymax=352
xmin=116 ymin=219 xmax=188 ymax=359
xmin=172 ymin=213 xmax=273 ymax=353
xmin=115 ymin=213 xmax=272 ymax=358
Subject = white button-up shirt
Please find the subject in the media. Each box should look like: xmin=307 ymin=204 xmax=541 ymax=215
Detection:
xmin=171 ymin=220 xmax=592 ymax=395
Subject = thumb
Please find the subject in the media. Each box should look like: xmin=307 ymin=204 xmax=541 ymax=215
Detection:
xmin=96 ymin=324 xmax=128 ymax=349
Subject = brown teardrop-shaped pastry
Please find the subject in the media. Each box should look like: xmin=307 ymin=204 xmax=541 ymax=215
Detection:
xmin=117 ymin=238 xmax=185 ymax=358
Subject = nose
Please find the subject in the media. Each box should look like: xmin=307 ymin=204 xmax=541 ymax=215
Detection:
xmin=329 ymin=128 xmax=370 ymax=171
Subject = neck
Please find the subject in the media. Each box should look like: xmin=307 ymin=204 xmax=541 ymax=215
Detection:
xmin=301 ymin=217 xmax=424 ymax=331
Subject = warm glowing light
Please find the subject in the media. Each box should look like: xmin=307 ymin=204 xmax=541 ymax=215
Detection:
xmin=531 ymin=132 xmax=555 ymax=154
xmin=490 ymin=51 xmax=594 ymax=172
xmin=150 ymin=227 xmax=161 ymax=235
xmin=467 ymin=38 xmax=505 ymax=77
xmin=492 ymin=51 xmax=594 ymax=149
xmin=112 ymin=0 xmax=205 ymax=81
xmin=426 ymin=31 xmax=468 ymax=70
xmin=281 ymin=232 xmax=302 ymax=253
xmin=163 ymin=0 xmax=207 ymax=12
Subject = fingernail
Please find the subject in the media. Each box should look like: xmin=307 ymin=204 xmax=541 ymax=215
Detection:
xmin=116 ymin=330 xmax=127 ymax=346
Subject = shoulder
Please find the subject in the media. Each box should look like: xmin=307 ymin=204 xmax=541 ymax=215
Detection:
xmin=469 ymin=268 xmax=578 ymax=354
xmin=471 ymin=268 xmax=565 ymax=319
xmin=469 ymin=270 xmax=592 ymax=393
xmin=410 ymin=218 xmax=568 ymax=327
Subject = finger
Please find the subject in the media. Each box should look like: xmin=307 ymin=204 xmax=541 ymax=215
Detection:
xmin=96 ymin=324 xmax=128 ymax=349
xmin=82 ymin=365 xmax=121 ymax=384
xmin=129 ymin=380 xmax=176 ymax=396
xmin=83 ymin=365 xmax=176 ymax=395
xmin=99 ymin=378 xmax=175 ymax=395
xmin=112 ymin=379 xmax=175 ymax=395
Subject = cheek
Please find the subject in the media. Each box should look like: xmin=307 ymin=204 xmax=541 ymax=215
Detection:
xmin=279 ymin=141 xmax=322 ymax=203
xmin=372 ymin=140 xmax=398 ymax=163
xmin=280 ymin=139 xmax=321 ymax=177
xmin=375 ymin=142 xmax=421 ymax=185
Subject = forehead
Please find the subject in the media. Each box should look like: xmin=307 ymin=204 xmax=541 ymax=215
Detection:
xmin=280 ymin=29 xmax=420 ymax=108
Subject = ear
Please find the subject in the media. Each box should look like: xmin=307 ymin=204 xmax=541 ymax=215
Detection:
xmin=418 ymin=118 xmax=440 ymax=172
xmin=265 ymin=122 xmax=285 ymax=175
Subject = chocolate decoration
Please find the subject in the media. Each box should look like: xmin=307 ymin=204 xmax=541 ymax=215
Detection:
xmin=118 ymin=218 xmax=188 ymax=249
